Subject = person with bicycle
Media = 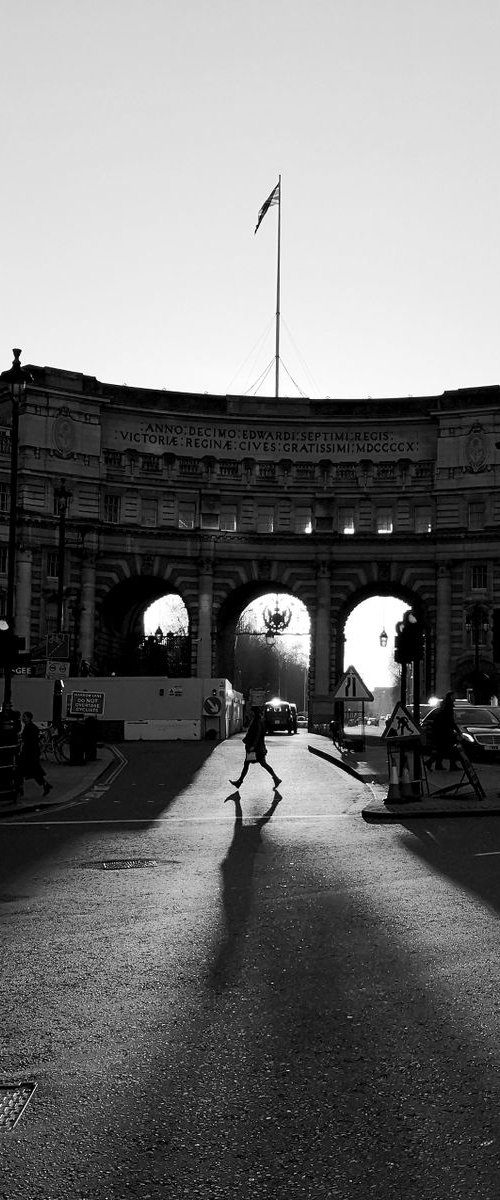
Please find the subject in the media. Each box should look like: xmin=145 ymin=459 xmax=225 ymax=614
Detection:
xmin=19 ymin=712 xmax=53 ymax=798
xmin=329 ymin=716 xmax=343 ymax=751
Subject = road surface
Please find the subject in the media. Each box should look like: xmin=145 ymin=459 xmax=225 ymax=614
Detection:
xmin=1 ymin=733 xmax=500 ymax=1198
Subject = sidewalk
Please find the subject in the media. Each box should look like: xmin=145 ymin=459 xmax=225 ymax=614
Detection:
xmin=0 ymin=745 xmax=116 ymax=818
xmin=312 ymin=734 xmax=500 ymax=821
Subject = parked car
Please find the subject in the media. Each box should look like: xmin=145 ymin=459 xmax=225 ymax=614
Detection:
xmin=297 ymin=712 xmax=308 ymax=728
xmin=366 ymin=715 xmax=379 ymax=726
xmin=421 ymin=704 xmax=500 ymax=761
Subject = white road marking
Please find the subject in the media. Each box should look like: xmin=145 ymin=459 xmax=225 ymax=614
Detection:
xmin=2 ymin=812 xmax=358 ymax=826
xmin=474 ymin=851 xmax=500 ymax=856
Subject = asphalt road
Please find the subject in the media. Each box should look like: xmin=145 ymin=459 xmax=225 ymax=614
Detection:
xmin=2 ymin=733 xmax=500 ymax=1199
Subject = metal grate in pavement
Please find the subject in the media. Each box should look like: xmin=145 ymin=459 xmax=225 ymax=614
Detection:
xmin=80 ymin=858 xmax=158 ymax=871
xmin=0 ymin=1083 xmax=37 ymax=1131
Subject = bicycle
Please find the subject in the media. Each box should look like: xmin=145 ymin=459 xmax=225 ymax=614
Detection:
xmin=39 ymin=723 xmax=70 ymax=764
xmin=329 ymin=721 xmax=351 ymax=755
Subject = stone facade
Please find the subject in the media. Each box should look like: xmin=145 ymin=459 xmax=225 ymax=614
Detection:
xmin=1 ymin=360 xmax=499 ymax=719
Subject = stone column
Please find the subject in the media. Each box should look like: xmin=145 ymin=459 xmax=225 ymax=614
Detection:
xmin=435 ymin=562 xmax=452 ymax=696
xmin=79 ymin=557 xmax=96 ymax=666
xmin=197 ymin=558 xmax=213 ymax=678
xmin=15 ymin=547 xmax=32 ymax=646
xmin=314 ymin=560 xmax=331 ymax=695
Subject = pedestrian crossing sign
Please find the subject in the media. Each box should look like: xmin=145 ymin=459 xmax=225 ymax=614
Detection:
xmin=382 ymin=702 xmax=421 ymax=741
xmin=332 ymin=665 xmax=374 ymax=702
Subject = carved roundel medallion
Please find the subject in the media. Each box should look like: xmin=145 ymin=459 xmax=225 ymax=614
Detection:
xmin=53 ymin=409 xmax=75 ymax=458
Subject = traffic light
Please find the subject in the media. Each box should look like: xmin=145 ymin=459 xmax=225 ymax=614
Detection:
xmin=394 ymin=610 xmax=423 ymax=664
xmin=0 ymin=619 xmax=26 ymax=666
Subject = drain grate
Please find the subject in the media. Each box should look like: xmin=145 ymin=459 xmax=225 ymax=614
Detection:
xmin=80 ymin=858 xmax=158 ymax=871
xmin=0 ymin=1083 xmax=37 ymax=1131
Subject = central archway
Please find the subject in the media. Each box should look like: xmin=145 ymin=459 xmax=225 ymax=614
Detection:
xmin=216 ymin=586 xmax=310 ymax=709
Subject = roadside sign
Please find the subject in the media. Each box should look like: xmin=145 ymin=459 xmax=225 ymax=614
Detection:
xmin=249 ymin=688 xmax=266 ymax=707
xmin=46 ymin=660 xmax=70 ymax=679
xmin=31 ymin=633 xmax=70 ymax=661
xmin=67 ymin=691 xmax=105 ymax=717
xmin=203 ymin=694 xmax=222 ymax=716
xmin=382 ymin=702 xmax=420 ymax=740
xmin=332 ymin=665 xmax=374 ymax=702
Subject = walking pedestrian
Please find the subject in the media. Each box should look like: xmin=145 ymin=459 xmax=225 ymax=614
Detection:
xmin=229 ymin=706 xmax=281 ymax=791
xmin=425 ymin=692 xmax=461 ymax=771
xmin=19 ymin=712 xmax=53 ymax=797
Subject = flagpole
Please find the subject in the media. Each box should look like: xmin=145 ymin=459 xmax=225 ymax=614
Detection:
xmin=275 ymin=175 xmax=281 ymax=400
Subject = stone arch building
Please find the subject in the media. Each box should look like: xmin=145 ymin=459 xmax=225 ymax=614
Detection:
xmin=1 ymin=355 xmax=499 ymax=721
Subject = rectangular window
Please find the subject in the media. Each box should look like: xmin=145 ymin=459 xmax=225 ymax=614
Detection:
xmin=142 ymin=498 xmax=158 ymax=527
xmin=471 ymin=564 xmax=488 ymax=590
xmin=220 ymin=505 xmax=237 ymax=532
xmin=414 ymin=506 xmax=433 ymax=533
xmin=53 ymin=490 xmax=71 ymax=516
xmin=142 ymin=455 xmax=160 ymax=473
xmin=201 ymin=512 xmax=220 ymax=530
xmin=0 ymin=483 xmax=8 ymax=513
xmin=178 ymin=502 xmax=195 ymax=529
xmin=104 ymin=494 xmax=121 ymax=523
xmin=257 ymin=506 xmax=274 ymax=533
xmin=468 ymin=501 xmax=485 ymax=530
xmin=377 ymin=507 xmax=393 ymax=534
xmin=104 ymin=450 xmax=122 ymax=467
xmin=294 ymin=507 xmax=312 ymax=534
xmin=47 ymin=552 xmax=59 ymax=579
xmin=339 ymin=507 xmax=355 ymax=535
xmin=0 ymin=546 xmax=7 ymax=573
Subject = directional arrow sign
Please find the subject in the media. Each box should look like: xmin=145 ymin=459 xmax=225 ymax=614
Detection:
xmin=332 ymin=665 xmax=374 ymax=702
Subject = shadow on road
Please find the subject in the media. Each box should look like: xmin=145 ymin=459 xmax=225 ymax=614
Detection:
xmin=0 ymin=741 xmax=218 ymax=888
xmin=208 ymin=792 xmax=282 ymax=991
xmin=398 ymin=816 xmax=500 ymax=917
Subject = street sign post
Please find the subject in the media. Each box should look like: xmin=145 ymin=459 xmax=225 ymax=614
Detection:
xmin=332 ymin=665 xmax=373 ymax=751
xmin=382 ymin=701 xmax=424 ymax=803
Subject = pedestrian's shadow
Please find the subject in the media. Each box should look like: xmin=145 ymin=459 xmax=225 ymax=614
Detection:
xmin=208 ymin=792 xmax=282 ymax=991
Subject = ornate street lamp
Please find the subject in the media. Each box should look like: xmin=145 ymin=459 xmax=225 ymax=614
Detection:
xmin=379 ymin=628 xmax=388 ymax=648
xmin=262 ymin=597 xmax=292 ymax=645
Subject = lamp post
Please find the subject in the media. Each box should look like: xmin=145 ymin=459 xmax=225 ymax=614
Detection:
xmin=54 ymin=482 xmax=70 ymax=635
xmin=0 ymin=350 xmax=27 ymax=710
xmin=379 ymin=628 xmax=388 ymax=648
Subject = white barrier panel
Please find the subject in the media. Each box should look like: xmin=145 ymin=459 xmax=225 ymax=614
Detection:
xmin=124 ymin=720 xmax=201 ymax=741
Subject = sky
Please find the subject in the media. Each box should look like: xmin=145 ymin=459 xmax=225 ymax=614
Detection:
xmin=3 ymin=0 xmax=500 ymax=400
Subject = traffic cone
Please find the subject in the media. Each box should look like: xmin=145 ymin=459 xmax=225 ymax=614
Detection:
xmin=386 ymin=759 xmax=400 ymax=803
xmin=400 ymin=757 xmax=413 ymax=800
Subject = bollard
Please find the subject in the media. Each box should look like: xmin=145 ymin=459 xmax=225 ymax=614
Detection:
xmin=386 ymin=759 xmax=400 ymax=803
xmin=400 ymin=757 xmax=413 ymax=799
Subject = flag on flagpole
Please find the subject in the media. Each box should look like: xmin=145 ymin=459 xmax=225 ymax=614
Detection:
xmin=254 ymin=181 xmax=280 ymax=234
